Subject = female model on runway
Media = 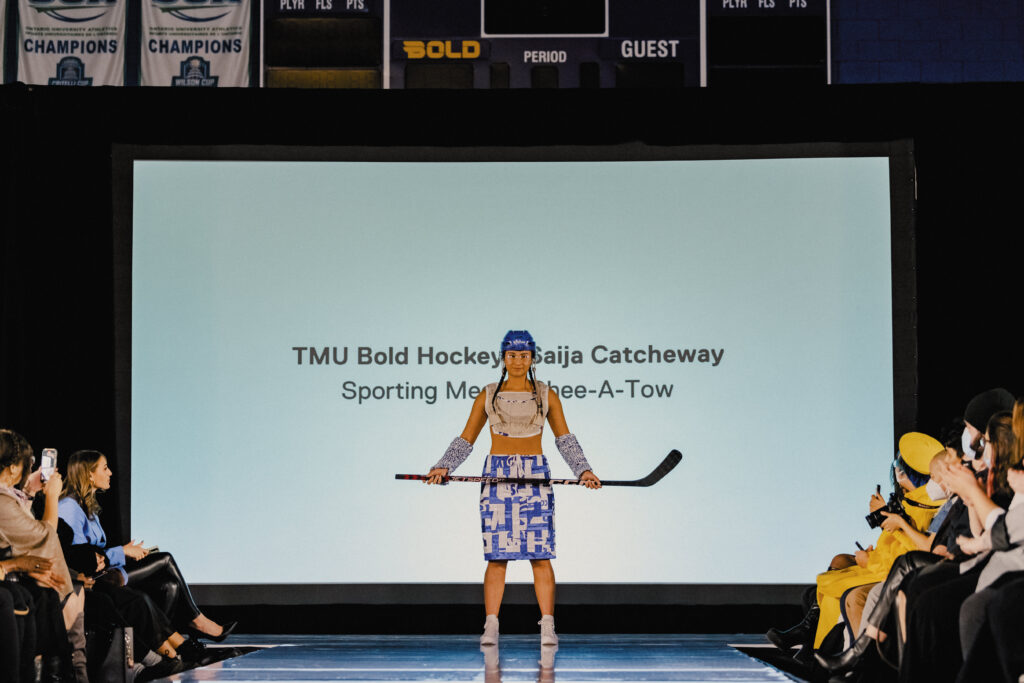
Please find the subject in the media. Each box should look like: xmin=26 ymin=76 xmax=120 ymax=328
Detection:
xmin=426 ymin=330 xmax=601 ymax=646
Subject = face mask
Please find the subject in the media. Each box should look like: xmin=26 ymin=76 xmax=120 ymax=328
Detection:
xmin=926 ymin=479 xmax=948 ymax=500
xmin=962 ymin=427 xmax=977 ymax=460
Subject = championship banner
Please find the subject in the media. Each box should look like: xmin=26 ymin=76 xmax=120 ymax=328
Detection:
xmin=141 ymin=0 xmax=250 ymax=87
xmin=17 ymin=0 xmax=126 ymax=86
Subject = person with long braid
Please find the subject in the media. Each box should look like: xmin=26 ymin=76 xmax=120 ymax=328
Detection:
xmin=425 ymin=330 xmax=601 ymax=646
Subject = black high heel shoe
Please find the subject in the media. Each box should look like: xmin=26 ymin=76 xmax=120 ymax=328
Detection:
xmin=814 ymin=631 xmax=873 ymax=674
xmin=188 ymin=620 xmax=238 ymax=643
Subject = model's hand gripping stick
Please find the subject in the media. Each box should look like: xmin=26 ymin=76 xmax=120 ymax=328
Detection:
xmin=396 ymin=450 xmax=682 ymax=487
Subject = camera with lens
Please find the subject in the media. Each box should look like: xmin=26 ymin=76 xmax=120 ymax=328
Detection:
xmin=866 ymin=491 xmax=906 ymax=529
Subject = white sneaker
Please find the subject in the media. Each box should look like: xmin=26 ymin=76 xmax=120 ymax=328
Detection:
xmin=539 ymin=615 xmax=558 ymax=646
xmin=481 ymin=615 xmax=499 ymax=645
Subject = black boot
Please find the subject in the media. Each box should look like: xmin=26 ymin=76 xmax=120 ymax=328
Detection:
xmin=766 ymin=604 xmax=820 ymax=652
xmin=815 ymin=632 xmax=873 ymax=674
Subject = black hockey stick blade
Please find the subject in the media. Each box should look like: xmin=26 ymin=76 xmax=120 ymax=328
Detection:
xmin=395 ymin=449 xmax=682 ymax=487
xmin=601 ymin=449 xmax=682 ymax=487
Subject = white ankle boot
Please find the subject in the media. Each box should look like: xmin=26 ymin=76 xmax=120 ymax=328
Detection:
xmin=481 ymin=615 xmax=499 ymax=645
xmin=539 ymin=615 xmax=558 ymax=646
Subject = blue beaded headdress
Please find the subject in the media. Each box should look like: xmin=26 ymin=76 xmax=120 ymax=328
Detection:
xmin=501 ymin=330 xmax=536 ymax=355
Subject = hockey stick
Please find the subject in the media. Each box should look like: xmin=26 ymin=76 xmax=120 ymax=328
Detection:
xmin=395 ymin=449 xmax=682 ymax=488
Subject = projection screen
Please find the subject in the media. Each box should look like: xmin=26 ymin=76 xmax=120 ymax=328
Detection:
xmin=115 ymin=142 xmax=916 ymax=603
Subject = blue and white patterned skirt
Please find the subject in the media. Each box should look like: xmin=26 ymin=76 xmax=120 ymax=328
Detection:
xmin=480 ymin=454 xmax=555 ymax=561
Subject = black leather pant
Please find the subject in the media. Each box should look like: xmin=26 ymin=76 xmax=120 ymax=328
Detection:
xmin=863 ymin=550 xmax=943 ymax=632
xmin=125 ymin=552 xmax=201 ymax=628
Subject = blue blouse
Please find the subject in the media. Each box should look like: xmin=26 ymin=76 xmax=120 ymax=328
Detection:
xmin=58 ymin=497 xmax=128 ymax=584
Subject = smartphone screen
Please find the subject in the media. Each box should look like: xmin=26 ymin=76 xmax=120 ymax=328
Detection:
xmin=41 ymin=448 xmax=57 ymax=481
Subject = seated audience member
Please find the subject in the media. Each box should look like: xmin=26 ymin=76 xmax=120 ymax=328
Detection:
xmin=766 ymin=432 xmax=946 ymax=659
xmin=954 ymin=398 xmax=1024 ymax=683
xmin=960 ymin=388 xmax=1015 ymax=468
xmin=0 ymin=429 xmax=86 ymax=683
xmin=816 ymin=448 xmax=959 ymax=674
xmin=57 ymin=520 xmax=206 ymax=680
xmin=59 ymin=450 xmax=235 ymax=643
xmin=897 ymin=408 xmax=1021 ymax=683
xmin=806 ymin=389 xmax=1014 ymax=678
xmin=811 ymin=433 xmax=945 ymax=646
xmin=841 ymin=447 xmax=955 ymax=638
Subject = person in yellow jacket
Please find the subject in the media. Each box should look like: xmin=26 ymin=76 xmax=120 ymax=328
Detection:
xmin=811 ymin=432 xmax=947 ymax=648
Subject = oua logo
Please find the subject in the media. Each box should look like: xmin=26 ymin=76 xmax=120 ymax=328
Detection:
xmin=152 ymin=0 xmax=240 ymax=23
xmin=28 ymin=0 xmax=116 ymax=24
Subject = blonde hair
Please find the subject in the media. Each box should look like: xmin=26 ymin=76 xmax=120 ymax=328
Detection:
xmin=61 ymin=450 xmax=105 ymax=518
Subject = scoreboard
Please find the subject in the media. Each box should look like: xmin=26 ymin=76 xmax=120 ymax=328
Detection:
xmin=263 ymin=0 xmax=829 ymax=88
xmin=390 ymin=0 xmax=698 ymax=88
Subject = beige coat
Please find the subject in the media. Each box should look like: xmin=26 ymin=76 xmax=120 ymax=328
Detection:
xmin=0 ymin=489 xmax=73 ymax=599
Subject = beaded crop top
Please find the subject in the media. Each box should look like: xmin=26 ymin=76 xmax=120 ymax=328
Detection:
xmin=484 ymin=381 xmax=550 ymax=438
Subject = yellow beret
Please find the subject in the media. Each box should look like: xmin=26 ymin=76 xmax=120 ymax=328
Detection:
xmin=898 ymin=432 xmax=944 ymax=475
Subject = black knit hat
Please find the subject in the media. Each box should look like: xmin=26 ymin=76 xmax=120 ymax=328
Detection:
xmin=964 ymin=388 xmax=1015 ymax=432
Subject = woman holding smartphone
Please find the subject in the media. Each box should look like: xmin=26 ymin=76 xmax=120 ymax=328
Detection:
xmin=58 ymin=450 xmax=236 ymax=643
xmin=425 ymin=330 xmax=601 ymax=646
xmin=0 ymin=429 xmax=85 ymax=683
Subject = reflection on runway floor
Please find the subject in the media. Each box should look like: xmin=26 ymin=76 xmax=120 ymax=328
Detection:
xmin=169 ymin=634 xmax=800 ymax=683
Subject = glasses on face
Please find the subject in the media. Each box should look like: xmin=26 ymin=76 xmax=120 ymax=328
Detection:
xmin=978 ymin=435 xmax=989 ymax=452
xmin=505 ymin=352 xmax=531 ymax=362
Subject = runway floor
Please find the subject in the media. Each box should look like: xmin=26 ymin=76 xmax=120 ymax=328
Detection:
xmin=169 ymin=635 xmax=804 ymax=683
